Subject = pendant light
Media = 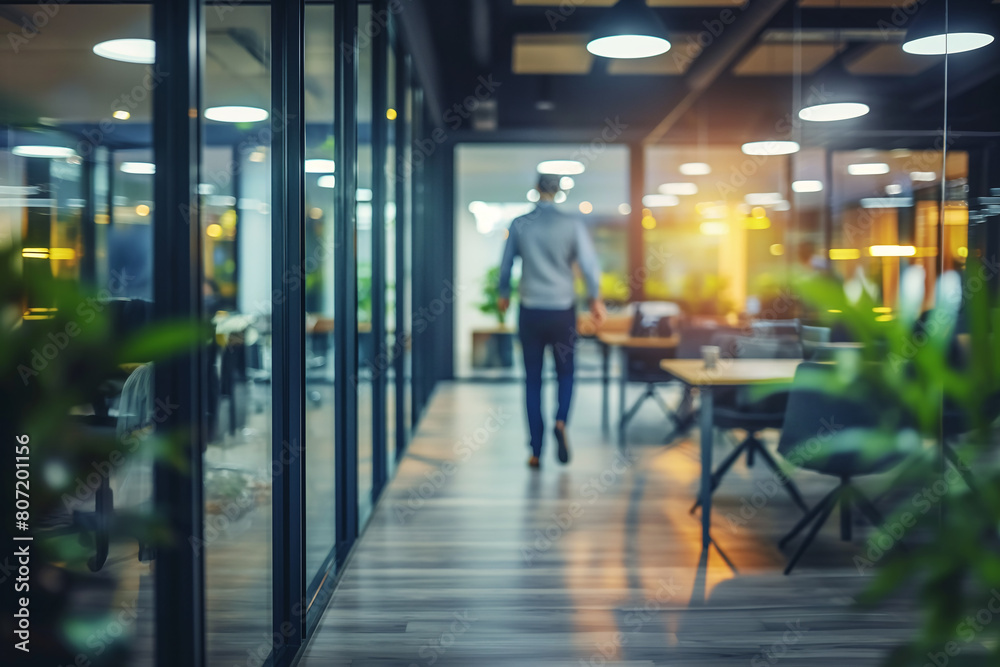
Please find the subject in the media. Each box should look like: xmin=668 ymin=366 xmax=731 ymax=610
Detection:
xmin=903 ymin=0 xmax=995 ymax=55
xmin=798 ymin=0 xmax=870 ymax=122
xmin=586 ymin=0 xmax=671 ymax=60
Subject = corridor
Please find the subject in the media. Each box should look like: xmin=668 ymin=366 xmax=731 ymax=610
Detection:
xmin=298 ymin=382 xmax=917 ymax=666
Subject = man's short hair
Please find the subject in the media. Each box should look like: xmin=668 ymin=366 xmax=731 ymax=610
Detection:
xmin=537 ymin=173 xmax=561 ymax=195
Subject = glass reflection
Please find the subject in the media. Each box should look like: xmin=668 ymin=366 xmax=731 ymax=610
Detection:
xmin=357 ymin=3 xmax=375 ymax=525
xmin=0 ymin=3 xmax=155 ymax=664
xmin=201 ymin=3 xmax=272 ymax=662
xmin=304 ymin=1 xmax=338 ymax=591
xmin=386 ymin=35 xmax=398 ymax=472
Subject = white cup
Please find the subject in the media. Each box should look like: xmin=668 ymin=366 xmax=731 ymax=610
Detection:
xmin=702 ymin=345 xmax=720 ymax=370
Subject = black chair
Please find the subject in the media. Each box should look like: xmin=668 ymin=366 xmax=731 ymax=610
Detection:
xmin=617 ymin=350 xmax=679 ymax=445
xmin=800 ymin=325 xmax=831 ymax=360
xmin=777 ymin=362 xmax=913 ymax=574
xmin=915 ymin=309 xmax=998 ymax=493
xmin=751 ymin=318 xmax=801 ymax=340
xmin=690 ymin=333 xmax=808 ymax=515
xmin=67 ymin=298 xmax=152 ymax=571
xmin=616 ymin=304 xmax=682 ymax=444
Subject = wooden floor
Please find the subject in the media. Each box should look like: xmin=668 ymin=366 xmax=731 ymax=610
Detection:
xmin=298 ymin=380 xmax=918 ymax=666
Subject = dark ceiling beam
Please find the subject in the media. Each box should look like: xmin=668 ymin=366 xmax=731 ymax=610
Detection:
xmin=0 ymin=6 xmax=32 ymax=31
xmin=397 ymin=0 xmax=445 ymax=126
xmin=504 ymin=6 xmax=898 ymax=35
xmin=643 ymin=0 xmax=791 ymax=145
xmin=471 ymin=0 xmax=491 ymax=68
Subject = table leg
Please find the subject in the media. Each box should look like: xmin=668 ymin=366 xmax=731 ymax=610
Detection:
xmin=601 ymin=342 xmax=610 ymax=436
xmin=617 ymin=347 xmax=627 ymax=447
xmin=699 ymin=385 xmax=714 ymax=550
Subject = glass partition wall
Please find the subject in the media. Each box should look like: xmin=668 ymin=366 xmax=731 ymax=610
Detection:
xmin=199 ymin=3 xmax=274 ymax=663
xmin=303 ymin=0 xmax=338 ymax=605
xmin=2 ymin=1 xmax=419 ymax=665
xmin=638 ymin=7 xmax=957 ymax=322
xmin=357 ymin=1 xmax=375 ymax=525
xmin=0 ymin=4 xmax=158 ymax=666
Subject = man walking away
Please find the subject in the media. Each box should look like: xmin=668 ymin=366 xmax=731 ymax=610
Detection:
xmin=497 ymin=173 xmax=605 ymax=468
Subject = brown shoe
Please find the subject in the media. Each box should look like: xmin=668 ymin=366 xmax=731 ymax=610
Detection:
xmin=528 ymin=455 xmax=540 ymax=469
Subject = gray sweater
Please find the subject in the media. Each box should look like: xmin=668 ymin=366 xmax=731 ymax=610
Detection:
xmin=498 ymin=202 xmax=601 ymax=310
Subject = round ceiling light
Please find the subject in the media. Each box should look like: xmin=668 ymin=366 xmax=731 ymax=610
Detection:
xmin=847 ymin=163 xmax=890 ymax=176
xmin=799 ymin=102 xmax=870 ymax=122
xmin=93 ymin=38 xmax=155 ymax=64
xmin=11 ymin=145 xmax=77 ymax=159
xmin=642 ymin=194 xmax=679 ymax=208
xmin=679 ymin=162 xmax=711 ymax=176
xmin=305 ymin=159 xmax=336 ymax=174
xmin=903 ymin=32 xmax=994 ymax=55
xmin=741 ymin=141 xmax=800 ymax=156
xmin=586 ymin=0 xmax=671 ymax=59
xmin=536 ymin=160 xmax=585 ymax=175
xmin=121 ymin=162 xmax=155 ymax=174
xmin=658 ymin=183 xmax=698 ymax=196
xmin=792 ymin=180 xmax=824 ymax=193
xmin=204 ymin=106 xmax=269 ymax=123
xmin=587 ymin=35 xmax=670 ymax=59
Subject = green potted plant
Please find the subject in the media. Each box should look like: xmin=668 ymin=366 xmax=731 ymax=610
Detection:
xmin=0 ymin=245 xmax=207 ymax=665
xmin=794 ymin=261 xmax=1000 ymax=666
xmin=474 ymin=266 xmax=517 ymax=368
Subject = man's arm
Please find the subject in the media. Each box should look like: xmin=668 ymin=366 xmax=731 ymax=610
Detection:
xmin=497 ymin=221 xmax=519 ymax=314
xmin=575 ymin=221 xmax=606 ymax=325
xmin=575 ymin=220 xmax=601 ymax=301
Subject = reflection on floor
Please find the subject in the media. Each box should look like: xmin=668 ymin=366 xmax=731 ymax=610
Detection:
xmin=299 ymin=381 xmax=917 ymax=666
xmin=202 ymin=380 xmax=375 ymax=665
xmin=203 ymin=409 xmax=273 ymax=664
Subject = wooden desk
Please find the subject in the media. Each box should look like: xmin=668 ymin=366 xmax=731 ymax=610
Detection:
xmin=577 ymin=313 xmax=630 ymax=338
xmin=660 ymin=358 xmax=802 ymax=552
xmin=597 ymin=332 xmax=682 ymax=440
xmin=596 ymin=332 xmax=681 ymax=349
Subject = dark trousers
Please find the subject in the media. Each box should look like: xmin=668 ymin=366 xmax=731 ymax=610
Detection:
xmin=518 ymin=306 xmax=576 ymax=457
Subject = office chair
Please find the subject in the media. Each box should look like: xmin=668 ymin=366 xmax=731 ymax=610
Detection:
xmin=690 ymin=333 xmax=808 ymax=515
xmin=800 ymin=325 xmax=831 ymax=360
xmin=890 ymin=308 xmax=996 ymax=496
xmin=68 ymin=298 xmax=153 ymax=570
xmin=751 ymin=318 xmax=801 ymax=340
xmin=777 ymin=362 xmax=914 ymax=574
xmin=616 ymin=302 xmax=683 ymax=444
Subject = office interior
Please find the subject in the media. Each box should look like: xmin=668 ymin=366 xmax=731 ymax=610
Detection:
xmin=3 ymin=0 xmax=1000 ymax=665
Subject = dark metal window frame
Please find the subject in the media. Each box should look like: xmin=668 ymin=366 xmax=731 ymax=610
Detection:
xmin=271 ymin=0 xmax=308 ymax=660
xmin=371 ymin=0 xmax=389 ymax=500
xmin=152 ymin=0 xmax=204 ymax=665
xmin=19 ymin=0 xmax=421 ymax=664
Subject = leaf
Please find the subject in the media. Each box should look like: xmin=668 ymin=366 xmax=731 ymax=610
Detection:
xmin=116 ymin=320 xmax=213 ymax=363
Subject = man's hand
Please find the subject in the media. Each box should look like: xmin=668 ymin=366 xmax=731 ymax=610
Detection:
xmin=589 ymin=298 xmax=607 ymax=327
xmin=497 ymin=297 xmax=510 ymax=317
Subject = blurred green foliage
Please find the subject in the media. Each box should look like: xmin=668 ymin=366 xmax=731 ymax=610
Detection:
xmin=795 ymin=260 xmax=1000 ymax=666
xmin=479 ymin=265 xmax=517 ymax=325
xmin=0 ymin=245 xmax=208 ymax=665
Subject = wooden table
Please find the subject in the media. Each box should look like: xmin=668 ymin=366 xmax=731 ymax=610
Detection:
xmin=597 ymin=332 xmax=681 ymax=439
xmin=660 ymin=358 xmax=803 ymax=552
xmin=577 ymin=317 xmax=631 ymax=431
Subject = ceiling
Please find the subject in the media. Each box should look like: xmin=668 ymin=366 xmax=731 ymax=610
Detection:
xmin=0 ymin=3 xmax=367 ymax=149
xmin=419 ymin=0 xmax=1000 ymax=147
xmin=0 ymin=0 xmax=997 ymax=153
